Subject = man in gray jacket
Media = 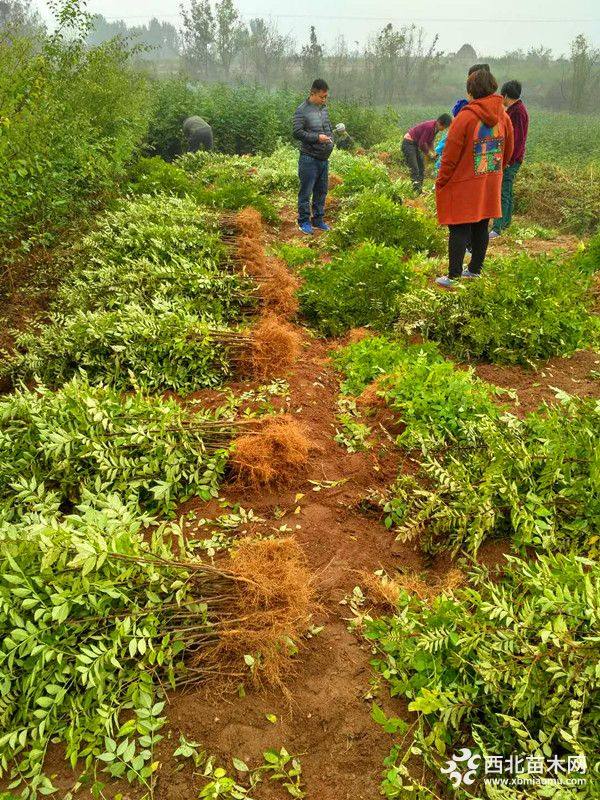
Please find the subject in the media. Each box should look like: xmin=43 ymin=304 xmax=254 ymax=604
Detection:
xmin=293 ymin=79 xmax=334 ymax=234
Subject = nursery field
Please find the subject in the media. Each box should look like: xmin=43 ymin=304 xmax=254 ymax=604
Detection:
xmin=1 ymin=134 xmax=599 ymax=800
xmin=1 ymin=38 xmax=600 ymax=800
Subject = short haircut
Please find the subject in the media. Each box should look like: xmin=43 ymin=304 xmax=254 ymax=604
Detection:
xmin=467 ymin=69 xmax=499 ymax=99
xmin=501 ymin=80 xmax=522 ymax=100
xmin=311 ymin=78 xmax=329 ymax=92
xmin=437 ymin=113 xmax=452 ymax=127
xmin=468 ymin=62 xmax=490 ymax=76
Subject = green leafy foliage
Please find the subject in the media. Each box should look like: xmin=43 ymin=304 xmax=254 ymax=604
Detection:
xmin=0 ymin=26 xmax=151 ymax=258
xmin=388 ymin=395 xmax=600 ymax=557
xmin=0 ymin=493 xmax=220 ymax=795
xmin=516 ymin=162 xmax=600 ymax=234
xmin=54 ymin=196 xmax=249 ymax=319
xmin=299 ymin=242 xmax=412 ymax=336
xmin=332 ymin=335 xmax=437 ymax=395
xmin=363 ymin=552 xmax=600 ymax=798
xmin=330 ymin=158 xmax=391 ymax=196
xmin=572 ymin=230 xmax=600 ymax=274
xmin=128 ymin=156 xmax=277 ymax=221
xmin=333 ymin=336 xmax=499 ymax=449
xmin=378 ymin=352 xmax=501 ymax=451
xmin=10 ymin=300 xmax=237 ymax=393
xmin=274 ymin=242 xmax=318 ymax=270
xmin=0 ymin=378 xmax=230 ymax=520
xmin=330 ymin=192 xmax=445 ymax=255
xmin=396 ymin=254 xmax=596 ymax=365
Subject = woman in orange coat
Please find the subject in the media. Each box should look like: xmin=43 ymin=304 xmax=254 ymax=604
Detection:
xmin=435 ymin=70 xmax=514 ymax=287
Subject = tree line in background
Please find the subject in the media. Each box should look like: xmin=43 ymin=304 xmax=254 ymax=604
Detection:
xmin=2 ymin=0 xmax=599 ymax=110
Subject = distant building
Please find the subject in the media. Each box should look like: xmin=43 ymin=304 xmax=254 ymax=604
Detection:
xmin=454 ymin=44 xmax=478 ymax=63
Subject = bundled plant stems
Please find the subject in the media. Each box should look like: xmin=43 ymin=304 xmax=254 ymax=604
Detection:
xmin=223 ymin=207 xmax=301 ymax=318
xmin=0 ymin=496 xmax=313 ymax=793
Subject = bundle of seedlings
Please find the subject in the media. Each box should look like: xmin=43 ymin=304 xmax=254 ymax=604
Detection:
xmin=333 ymin=336 xmax=500 ymax=449
xmin=386 ymin=394 xmax=600 ymax=558
xmin=0 ymin=377 xmax=243 ymax=520
xmin=299 ymin=241 xmax=412 ymax=336
xmin=223 ymin=207 xmax=301 ymax=317
xmin=9 ymin=301 xmax=300 ymax=393
xmin=362 ymin=552 xmax=600 ymax=799
xmin=395 ymin=253 xmax=597 ymax=366
xmin=79 ymin=193 xmax=222 ymax=266
xmin=0 ymin=495 xmax=313 ymax=796
xmin=55 ymin=253 xmax=254 ymax=321
xmin=231 ymin=414 xmax=312 ymax=487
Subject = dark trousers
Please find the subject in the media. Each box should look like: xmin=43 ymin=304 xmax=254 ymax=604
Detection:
xmin=402 ymin=139 xmax=425 ymax=193
xmin=448 ymin=219 xmax=490 ymax=278
xmin=186 ymin=127 xmax=213 ymax=152
xmin=493 ymin=162 xmax=520 ymax=233
xmin=298 ymin=154 xmax=329 ymax=225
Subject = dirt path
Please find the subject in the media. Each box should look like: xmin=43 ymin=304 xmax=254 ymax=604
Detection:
xmin=151 ymin=334 xmax=423 ymax=800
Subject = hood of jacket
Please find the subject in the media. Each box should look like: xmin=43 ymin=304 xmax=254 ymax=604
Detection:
xmin=463 ymin=94 xmax=505 ymax=127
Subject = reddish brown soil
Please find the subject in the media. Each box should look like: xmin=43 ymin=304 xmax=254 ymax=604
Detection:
xmin=475 ymin=349 xmax=600 ymax=415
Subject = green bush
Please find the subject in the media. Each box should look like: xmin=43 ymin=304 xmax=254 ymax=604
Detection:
xmin=331 ymin=158 xmax=391 ymax=196
xmin=331 ymin=192 xmax=445 ymax=255
xmin=299 ymin=242 xmax=412 ymax=336
xmin=0 ymin=379 xmax=229 ymax=520
xmin=379 ymin=353 xmax=501 ymax=450
xmin=515 ymin=162 xmax=600 ymax=235
xmin=11 ymin=301 xmax=236 ymax=394
xmin=572 ymin=230 xmax=600 ymax=274
xmin=274 ymin=242 xmax=318 ymax=269
xmin=0 ymin=29 xmax=151 ymax=259
xmin=388 ymin=395 xmax=600 ymax=557
xmin=332 ymin=335 xmax=437 ymax=396
xmin=395 ymin=254 xmax=596 ymax=365
xmin=364 ymin=552 xmax=600 ymax=799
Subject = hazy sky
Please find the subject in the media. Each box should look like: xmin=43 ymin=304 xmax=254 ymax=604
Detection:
xmin=35 ymin=0 xmax=600 ymax=56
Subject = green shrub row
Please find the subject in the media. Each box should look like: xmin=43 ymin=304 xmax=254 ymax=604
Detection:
xmin=299 ymin=243 xmax=412 ymax=336
xmin=395 ymin=254 xmax=597 ymax=366
xmin=364 ymin=551 xmax=599 ymax=799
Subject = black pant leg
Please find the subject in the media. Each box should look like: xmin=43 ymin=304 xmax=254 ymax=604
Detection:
xmin=468 ymin=218 xmax=490 ymax=274
xmin=402 ymin=140 xmax=423 ymax=193
xmin=448 ymin=223 xmax=470 ymax=279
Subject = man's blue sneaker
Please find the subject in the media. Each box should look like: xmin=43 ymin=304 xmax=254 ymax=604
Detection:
xmin=489 ymin=230 xmax=501 ymax=240
xmin=462 ymin=269 xmax=481 ymax=278
xmin=435 ymin=276 xmax=458 ymax=288
xmin=312 ymin=221 xmax=330 ymax=231
xmin=298 ymin=222 xmax=314 ymax=235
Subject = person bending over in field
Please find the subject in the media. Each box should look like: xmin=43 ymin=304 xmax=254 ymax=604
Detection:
xmin=333 ymin=123 xmax=355 ymax=151
xmin=182 ymin=116 xmax=214 ymax=152
xmin=293 ymin=78 xmax=334 ymax=235
xmin=435 ymin=69 xmax=514 ymax=288
xmin=490 ymin=80 xmax=529 ymax=239
xmin=402 ymin=113 xmax=452 ymax=194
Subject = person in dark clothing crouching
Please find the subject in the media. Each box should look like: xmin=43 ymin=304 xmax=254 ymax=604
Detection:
xmin=182 ymin=116 xmax=214 ymax=152
xmin=293 ymin=78 xmax=334 ymax=234
xmin=402 ymin=113 xmax=452 ymax=194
